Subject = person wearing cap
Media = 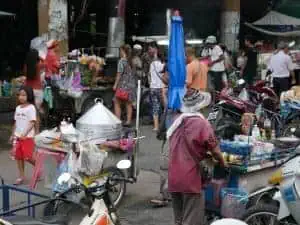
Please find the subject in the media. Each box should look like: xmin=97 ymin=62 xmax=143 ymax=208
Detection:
xmin=241 ymin=36 xmax=258 ymax=85
xmin=167 ymin=90 xmax=226 ymax=225
xmin=205 ymin=36 xmax=225 ymax=94
xmin=132 ymin=44 xmax=144 ymax=80
xmin=268 ymin=41 xmax=296 ymax=97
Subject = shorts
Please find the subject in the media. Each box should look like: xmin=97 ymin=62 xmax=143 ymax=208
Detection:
xmin=150 ymin=88 xmax=162 ymax=116
xmin=15 ymin=138 xmax=35 ymax=161
xmin=209 ymin=71 xmax=224 ymax=92
xmin=33 ymin=89 xmax=44 ymax=108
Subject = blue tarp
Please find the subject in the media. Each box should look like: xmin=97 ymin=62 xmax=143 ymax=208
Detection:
xmin=168 ymin=16 xmax=186 ymax=110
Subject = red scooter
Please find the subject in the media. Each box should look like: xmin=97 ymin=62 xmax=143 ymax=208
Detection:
xmin=208 ymin=78 xmax=278 ymax=140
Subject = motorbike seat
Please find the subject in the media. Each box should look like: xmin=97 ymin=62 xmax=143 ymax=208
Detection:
xmin=5 ymin=215 xmax=68 ymax=225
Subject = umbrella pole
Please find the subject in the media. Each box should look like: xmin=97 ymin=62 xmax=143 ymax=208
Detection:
xmin=132 ymin=79 xmax=141 ymax=180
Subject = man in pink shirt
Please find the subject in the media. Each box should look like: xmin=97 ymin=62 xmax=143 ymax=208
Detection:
xmin=167 ymin=90 xmax=226 ymax=225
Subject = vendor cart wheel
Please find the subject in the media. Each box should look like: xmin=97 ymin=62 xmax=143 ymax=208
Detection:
xmin=104 ymin=167 xmax=127 ymax=208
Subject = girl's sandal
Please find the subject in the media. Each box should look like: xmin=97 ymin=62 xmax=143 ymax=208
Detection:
xmin=14 ymin=178 xmax=25 ymax=185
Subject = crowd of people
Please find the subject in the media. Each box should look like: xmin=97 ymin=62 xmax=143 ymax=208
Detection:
xmin=8 ymin=33 xmax=299 ymax=225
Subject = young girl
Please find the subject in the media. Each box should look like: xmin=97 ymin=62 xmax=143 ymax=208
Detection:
xmin=11 ymin=86 xmax=37 ymax=185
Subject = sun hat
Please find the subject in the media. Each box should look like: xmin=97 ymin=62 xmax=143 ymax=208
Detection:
xmin=205 ymin=35 xmax=217 ymax=44
xmin=181 ymin=89 xmax=211 ymax=113
xmin=133 ymin=44 xmax=143 ymax=50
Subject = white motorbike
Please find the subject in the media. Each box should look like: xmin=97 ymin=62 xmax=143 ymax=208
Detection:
xmin=0 ymin=160 xmax=132 ymax=225
xmin=242 ymin=144 xmax=300 ymax=224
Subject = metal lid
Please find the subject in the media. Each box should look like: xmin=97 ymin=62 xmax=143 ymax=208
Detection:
xmin=77 ymin=99 xmax=121 ymax=126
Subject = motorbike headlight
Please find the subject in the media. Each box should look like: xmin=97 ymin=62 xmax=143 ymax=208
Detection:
xmin=268 ymin=169 xmax=283 ymax=185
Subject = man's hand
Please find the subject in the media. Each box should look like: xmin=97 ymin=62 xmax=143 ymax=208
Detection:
xmin=292 ymin=78 xmax=297 ymax=85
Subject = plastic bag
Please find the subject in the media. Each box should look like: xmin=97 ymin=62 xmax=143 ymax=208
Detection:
xmin=238 ymin=88 xmax=249 ymax=101
xmin=69 ymin=141 xmax=108 ymax=176
xmin=30 ymin=35 xmax=48 ymax=60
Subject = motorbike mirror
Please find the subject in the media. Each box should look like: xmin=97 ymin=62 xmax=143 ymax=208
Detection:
xmin=117 ymin=160 xmax=132 ymax=170
xmin=57 ymin=173 xmax=72 ymax=185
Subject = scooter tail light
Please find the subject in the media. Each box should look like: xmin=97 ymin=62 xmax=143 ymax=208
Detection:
xmin=268 ymin=169 xmax=283 ymax=185
xmin=96 ymin=214 xmax=109 ymax=225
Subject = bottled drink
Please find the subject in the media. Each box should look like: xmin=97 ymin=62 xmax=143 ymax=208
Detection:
xmin=264 ymin=118 xmax=272 ymax=140
xmin=252 ymin=125 xmax=261 ymax=140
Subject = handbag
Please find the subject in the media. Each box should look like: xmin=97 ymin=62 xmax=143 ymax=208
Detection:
xmin=116 ymin=88 xmax=129 ymax=101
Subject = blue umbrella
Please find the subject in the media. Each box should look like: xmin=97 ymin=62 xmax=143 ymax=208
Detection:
xmin=168 ymin=15 xmax=186 ymax=110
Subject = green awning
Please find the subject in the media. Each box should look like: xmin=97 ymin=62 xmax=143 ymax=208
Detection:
xmin=277 ymin=0 xmax=300 ymax=18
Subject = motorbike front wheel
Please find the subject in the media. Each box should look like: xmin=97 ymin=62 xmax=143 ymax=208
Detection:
xmin=242 ymin=204 xmax=296 ymax=225
xmin=104 ymin=167 xmax=127 ymax=208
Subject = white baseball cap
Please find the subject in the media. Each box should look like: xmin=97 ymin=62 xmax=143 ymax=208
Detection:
xmin=133 ymin=44 xmax=142 ymax=50
xmin=205 ymin=35 xmax=217 ymax=44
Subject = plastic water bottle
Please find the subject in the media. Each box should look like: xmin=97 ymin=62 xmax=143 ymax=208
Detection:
xmin=264 ymin=118 xmax=272 ymax=140
xmin=252 ymin=125 xmax=260 ymax=140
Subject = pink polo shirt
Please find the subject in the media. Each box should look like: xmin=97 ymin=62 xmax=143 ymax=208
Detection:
xmin=168 ymin=116 xmax=217 ymax=193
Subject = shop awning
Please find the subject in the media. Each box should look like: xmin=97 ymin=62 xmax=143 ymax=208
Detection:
xmin=245 ymin=11 xmax=300 ymax=37
xmin=252 ymin=11 xmax=300 ymax=26
xmin=0 ymin=11 xmax=15 ymax=17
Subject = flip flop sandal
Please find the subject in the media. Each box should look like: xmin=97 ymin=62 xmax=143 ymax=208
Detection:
xmin=14 ymin=178 xmax=25 ymax=185
xmin=150 ymin=199 xmax=168 ymax=208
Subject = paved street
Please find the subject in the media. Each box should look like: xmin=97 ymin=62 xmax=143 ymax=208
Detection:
xmin=0 ymin=123 xmax=173 ymax=224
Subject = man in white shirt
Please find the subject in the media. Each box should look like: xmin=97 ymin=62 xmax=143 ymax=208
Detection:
xmin=205 ymin=36 xmax=225 ymax=93
xmin=268 ymin=42 xmax=296 ymax=97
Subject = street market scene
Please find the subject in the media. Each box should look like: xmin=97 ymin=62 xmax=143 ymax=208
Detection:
xmin=2 ymin=0 xmax=300 ymax=224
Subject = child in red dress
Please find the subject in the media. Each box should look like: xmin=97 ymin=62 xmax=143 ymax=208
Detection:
xmin=11 ymin=86 xmax=37 ymax=185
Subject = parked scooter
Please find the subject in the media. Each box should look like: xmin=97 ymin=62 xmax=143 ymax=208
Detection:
xmin=0 ymin=160 xmax=132 ymax=225
xmin=242 ymin=139 xmax=300 ymax=224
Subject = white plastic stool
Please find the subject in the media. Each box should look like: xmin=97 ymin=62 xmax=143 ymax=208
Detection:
xmin=211 ymin=219 xmax=248 ymax=225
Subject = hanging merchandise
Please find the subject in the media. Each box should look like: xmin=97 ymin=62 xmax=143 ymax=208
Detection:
xmin=76 ymin=99 xmax=122 ymax=144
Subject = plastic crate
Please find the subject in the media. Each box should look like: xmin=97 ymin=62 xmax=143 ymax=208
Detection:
xmin=220 ymin=141 xmax=252 ymax=156
xmin=221 ymin=188 xmax=248 ymax=219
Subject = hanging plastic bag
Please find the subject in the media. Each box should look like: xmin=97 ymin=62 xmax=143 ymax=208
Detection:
xmin=70 ymin=141 xmax=108 ymax=176
xmin=238 ymin=88 xmax=249 ymax=101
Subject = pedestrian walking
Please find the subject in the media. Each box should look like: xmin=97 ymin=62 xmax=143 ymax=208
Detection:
xmin=167 ymin=90 xmax=226 ymax=225
xmin=268 ymin=41 xmax=296 ymax=98
xmin=113 ymin=44 xmax=137 ymax=127
xmin=149 ymin=51 xmax=165 ymax=131
xmin=241 ymin=36 xmax=258 ymax=85
xmin=132 ymin=44 xmax=144 ymax=80
xmin=205 ymin=36 xmax=225 ymax=93
xmin=10 ymin=86 xmax=37 ymax=185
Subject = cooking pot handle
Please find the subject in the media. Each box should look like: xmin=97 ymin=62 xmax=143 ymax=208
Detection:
xmin=94 ymin=98 xmax=104 ymax=104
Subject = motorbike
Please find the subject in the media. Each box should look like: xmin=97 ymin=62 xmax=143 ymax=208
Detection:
xmin=0 ymin=160 xmax=132 ymax=225
xmin=208 ymin=77 xmax=279 ymax=140
xmin=242 ymin=138 xmax=300 ymax=224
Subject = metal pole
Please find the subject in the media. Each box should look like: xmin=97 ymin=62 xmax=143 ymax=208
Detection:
xmin=133 ymin=80 xmax=142 ymax=179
